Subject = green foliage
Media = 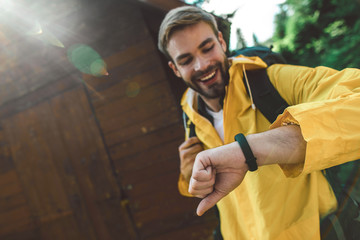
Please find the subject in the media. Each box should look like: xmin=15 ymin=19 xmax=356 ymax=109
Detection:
xmin=185 ymin=0 xmax=206 ymax=7
xmin=273 ymin=0 xmax=360 ymax=70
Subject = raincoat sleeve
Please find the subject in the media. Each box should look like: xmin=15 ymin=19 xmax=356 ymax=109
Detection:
xmin=267 ymin=64 xmax=360 ymax=177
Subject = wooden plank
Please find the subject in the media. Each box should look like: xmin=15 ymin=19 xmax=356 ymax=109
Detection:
xmin=137 ymin=0 xmax=185 ymax=11
xmin=0 ymin=171 xmax=26 ymax=213
xmin=0 ymin=73 xmax=82 ymax=120
xmin=0 ymin=174 xmax=22 ymax=199
xmin=0 ymin=229 xmax=40 ymax=240
xmin=0 ymin=125 xmax=16 ymax=174
xmin=50 ymin=87 xmax=120 ymax=202
xmin=0 ymin=35 xmax=77 ymax=106
xmin=146 ymin=219 xmax=217 ymax=240
xmin=99 ymin=89 xmax=178 ymax=140
xmin=115 ymin=140 xmax=181 ymax=185
xmin=85 ymin=60 xmax=166 ymax=108
xmin=96 ymin=198 xmax=139 ymax=240
xmin=84 ymin=39 xmax=160 ymax=98
xmin=113 ymin=135 xmax=182 ymax=178
xmin=124 ymin=136 xmax=219 ymax=240
xmin=129 ymin=169 xmax=181 ymax=202
xmin=68 ymin=1 xmax=150 ymax=57
xmin=0 ymin=192 xmax=27 ymax=215
xmin=122 ymin=163 xmax=217 ymax=238
xmin=130 ymin=174 xmax=190 ymax=215
xmin=2 ymin=100 xmax=92 ymax=239
xmin=96 ymin=81 xmax=175 ymax=128
xmin=0 ymin=171 xmax=35 ymax=237
xmin=49 ymin=86 xmax=138 ymax=239
xmin=109 ymin=122 xmax=183 ymax=161
xmin=1 ymin=85 xmax=139 ymax=239
xmin=104 ymin=39 xmax=158 ymax=71
xmin=104 ymin=109 xmax=181 ymax=149
xmin=0 ymin=122 xmax=37 ymax=238
xmin=0 ymin=205 xmax=35 ymax=237
xmin=132 ymin=189 xmax=218 ymax=239
xmin=40 ymin=214 xmax=85 ymax=240
xmin=93 ymin=69 xmax=172 ymax=122
xmin=4 ymin=103 xmax=74 ymax=218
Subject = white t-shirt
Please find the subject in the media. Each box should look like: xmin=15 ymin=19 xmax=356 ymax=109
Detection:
xmin=206 ymin=108 xmax=224 ymax=142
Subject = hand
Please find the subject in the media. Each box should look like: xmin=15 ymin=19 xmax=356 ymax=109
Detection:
xmin=178 ymin=137 xmax=204 ymax=182
xmin=189 ymin=125 xmax=307 ymax=216
xmin=188 ymin=142 xmax=248 ymax=216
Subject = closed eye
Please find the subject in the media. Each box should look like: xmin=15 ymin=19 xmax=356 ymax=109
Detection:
xmin=179 ymin=57 xmax=193 ymax=66
xmin=203 ymin=44 xmax=214 ymax=53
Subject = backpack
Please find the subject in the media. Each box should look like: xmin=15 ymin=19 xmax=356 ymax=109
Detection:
xmin=230 ymin=46 xmax=288 ymax=123
xmin=183 ymin=45 xmax=360 ymax=240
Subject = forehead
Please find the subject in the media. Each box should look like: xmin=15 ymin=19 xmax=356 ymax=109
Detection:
xmin=167 ymin=21 xmax=216 ymax=59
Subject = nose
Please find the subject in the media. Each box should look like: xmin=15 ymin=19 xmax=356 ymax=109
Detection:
xmin=194 ymin=55 xmax=210 ymax=72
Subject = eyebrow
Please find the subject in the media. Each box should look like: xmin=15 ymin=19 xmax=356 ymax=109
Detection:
xmin=175 ymin=37 xmax=214 ymax=62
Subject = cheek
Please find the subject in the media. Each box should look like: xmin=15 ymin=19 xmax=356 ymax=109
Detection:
xmin=215 ymin=48 xmax=226 ymax=59
xmin=177 ymin=67 xmax=192 ymax=80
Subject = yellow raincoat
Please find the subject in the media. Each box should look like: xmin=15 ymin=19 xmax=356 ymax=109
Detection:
xmin=178 ymin=56 xmax=360 ymax=239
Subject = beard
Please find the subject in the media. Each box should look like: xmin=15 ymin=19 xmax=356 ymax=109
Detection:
xmin=186 ymin=55 xmax=230 ymax=99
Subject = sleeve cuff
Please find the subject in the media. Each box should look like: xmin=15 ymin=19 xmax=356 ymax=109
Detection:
xmin=270 ymin=110 xmax=305 ymax=178
xmin=270 ymin=110 xmax=299 ymax=129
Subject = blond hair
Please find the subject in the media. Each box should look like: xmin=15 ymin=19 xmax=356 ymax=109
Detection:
xmin=158 ymin=6 xmax=218 ymax=60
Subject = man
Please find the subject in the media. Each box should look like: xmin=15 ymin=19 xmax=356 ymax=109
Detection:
xmin=158 ymin=6 xmax=360 ymax=240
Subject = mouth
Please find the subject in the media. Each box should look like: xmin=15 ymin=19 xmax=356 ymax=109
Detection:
xmin=198 ymin=69 xmax=217 ymax=85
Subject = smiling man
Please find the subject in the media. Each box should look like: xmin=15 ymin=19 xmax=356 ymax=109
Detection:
xmin=167 ymin=21 xmax=229 ymax=110
xmin=158 ymin=6 xmax=360 ymax=240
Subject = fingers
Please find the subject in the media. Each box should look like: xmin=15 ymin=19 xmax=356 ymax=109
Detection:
xmin=188 ymin=179 xmax=215 ymax=198
xmin=188 ymin=166 xmax=215 ymax=197
xmin=179 ymin=137 xmax=202 ymax=150
xmin=179 ymin=138 xmax=203 ymax=159
xmin=196 ymin=190 xmax=225 ymax=216
xmin=179 ymin=143 xmax=203 ymax=160
xmin=179 ymin=138 xmax=204 ymax=181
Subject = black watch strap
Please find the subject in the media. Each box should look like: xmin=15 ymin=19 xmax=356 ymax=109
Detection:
xmin=234 ymin=133 xmax=258 ymax=171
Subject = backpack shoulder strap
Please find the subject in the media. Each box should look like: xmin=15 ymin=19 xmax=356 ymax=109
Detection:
xmin=244 ymin=68 xmax=289 ymax=123
xmin=182 ymin=111 xmax=196 ymax=138
xmin=182 ymin=95 xmax=215 ymax=138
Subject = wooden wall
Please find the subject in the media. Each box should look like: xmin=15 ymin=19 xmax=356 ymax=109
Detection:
xmin=0 ymin=0 xmax=218 ymax=239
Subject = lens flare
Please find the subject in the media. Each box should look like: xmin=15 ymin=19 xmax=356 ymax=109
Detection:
xmin=67 ymin=44 xmax=108 ymax=76
xmin=126 ymin=82 xmax=140 ymax=98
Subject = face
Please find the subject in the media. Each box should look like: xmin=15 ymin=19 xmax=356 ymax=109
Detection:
xmin=167 ymin=21 xmax=229 ymax=99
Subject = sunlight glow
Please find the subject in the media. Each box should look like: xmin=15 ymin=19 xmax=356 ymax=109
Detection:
xmin=0 ymin=0 xmax=64 ymax=48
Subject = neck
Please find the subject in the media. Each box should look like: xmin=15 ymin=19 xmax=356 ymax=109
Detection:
xmin=200 ymin=96 xmax=222 ymax=112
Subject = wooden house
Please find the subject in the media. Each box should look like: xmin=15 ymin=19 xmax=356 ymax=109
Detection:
xmin=0 ymin=0 xmax=229 ymax=239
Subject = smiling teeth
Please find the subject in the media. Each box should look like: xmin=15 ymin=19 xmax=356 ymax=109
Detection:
xmin=200 ymin=71 xmax=216 ymax=81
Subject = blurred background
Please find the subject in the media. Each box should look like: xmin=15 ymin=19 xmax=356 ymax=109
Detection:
xmin=0 ymin=0 xmax=359 ymax=239
xmin=187 ymin=0 xmax=360 ymax=69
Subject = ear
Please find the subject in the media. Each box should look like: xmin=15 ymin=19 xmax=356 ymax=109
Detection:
xmin=217 ymin=31 xmax=227 ymax=53
xmin=168 ymin=61 xmax=181 ymax=78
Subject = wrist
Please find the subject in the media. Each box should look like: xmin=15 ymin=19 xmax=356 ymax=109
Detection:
xmin=211 ymin=142 xmax=249 ymax=172
xmin=234 ymin=133 xmax=258 ymax=171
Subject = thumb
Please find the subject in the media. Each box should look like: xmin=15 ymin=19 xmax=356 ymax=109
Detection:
xmin=196 ymin=190 xmax=225 ymax=216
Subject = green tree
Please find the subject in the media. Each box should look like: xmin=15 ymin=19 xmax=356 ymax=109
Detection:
xmin=273 ymin=0 xmax=360 ymax=70
xmin=186 ymin=0 xmax=206 ymax=7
